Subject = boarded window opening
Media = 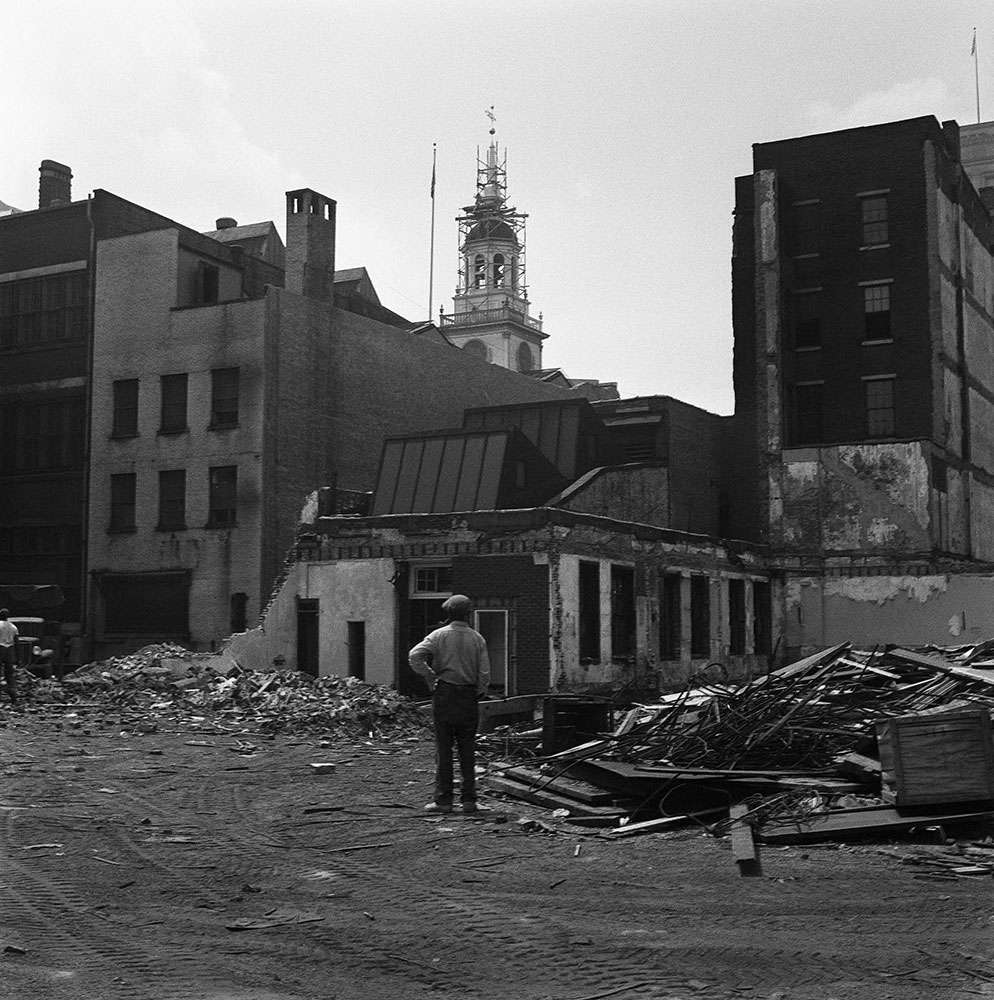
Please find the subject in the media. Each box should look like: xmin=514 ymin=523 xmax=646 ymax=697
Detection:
xmin=578 ymin=561 xmax=600 ymax=662
xmin=109 ymin=473 xmax=136 ymax=532
xmin=157 ymin=469 xmax=186 ymax=531
xmin=112 ymin=379 xmax=139 ymax=438
xmin=659 ymin=573 xmax=682 ymax=660
xmin=690 ymin=575 xmax=710 ymax=658
xmin=610 ymin=564 xmax=635 ymax=661
xmin=753 ymin=581 xmax=772 ymax=655
xmin=160 ymin=373 xmax=188 ymax=433
xmin=207 ymin=466 xmax=237 ymax=527
xmin=729 ymin=579 xmax=746 ymax=655
xmin=210 ymin=368 xmax=239 ymax=428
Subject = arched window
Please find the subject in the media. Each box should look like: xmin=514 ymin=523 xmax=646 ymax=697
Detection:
xmin=493 ymin=253 xmax=505 ymax=287
xmin=516 ymin=342 xmax=534 ymax=372
xmin=463 ymin=339 xmax=489 ymax=361
xmin=473 ymin=255 xmax=486 ymax=288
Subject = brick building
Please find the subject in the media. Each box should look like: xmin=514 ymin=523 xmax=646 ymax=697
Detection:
xmin=2 ymin=164 xmax=580 ymax=659
xmin=732 ymin=115 xmax=994 ymax=654
xmin=227 ymin=394 xmax=773 ymax=696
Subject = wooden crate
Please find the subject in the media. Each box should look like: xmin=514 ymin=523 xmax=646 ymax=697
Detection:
xmin=876 ymin=708 xmax=994 ymax=808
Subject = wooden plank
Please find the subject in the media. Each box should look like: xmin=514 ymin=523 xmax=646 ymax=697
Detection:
xmin=888 ymin=648 xmax=994 ymax=690
xmin=744 ymin=643 xmax=849 ymax=690
xmin=496 ymin=765 xmax=619 ymax=805
xmin=729 ymin=804 xmax=763 ymax=876
xmin=601 ymin=808 xmax=726 ymax=839
xmin=480 ymin=775 xmax=628 ymax=819
xmin=758 ymin=805 xmax=994 ymax=845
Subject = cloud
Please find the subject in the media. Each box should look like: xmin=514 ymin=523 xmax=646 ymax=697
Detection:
xmin=806 ymin=78 xmax=954 ymax=133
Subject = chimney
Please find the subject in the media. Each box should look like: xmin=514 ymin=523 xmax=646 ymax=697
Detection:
xmin=215 ymin=217 xmax=238 ymax=230
xmin=39 ymin=160 xmax=72 ymax=209
xmin=285 ymin=188 xmax=336 ymax=303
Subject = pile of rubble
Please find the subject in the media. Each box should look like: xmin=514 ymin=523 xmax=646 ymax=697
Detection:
xmin=482 ymin=641 xmax=994 ymax=860
xmin=14 ymin=644 xmax=428 ymax=738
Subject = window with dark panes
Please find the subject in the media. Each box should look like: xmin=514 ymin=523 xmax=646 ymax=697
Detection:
xmin=861 ymin=195 xmax=888 ymax=245
xmin=863 ymin=284 xmax=891 ymax=340
xmin=210 ymin=368 xmax=239 ymax=428
xmin=610 ymin=564 xmax=636 ymax=661
xmin=865 ymin=376 xmax=895 ymax=438
xmin=230 ymin=592 xmax=248 ymax=634
xmin=112 ymin=379 xmax=139 ymax=437
xmin=158 ymin=469 xmax=186 ymax=531
xmin=793 ymin=291 xmax=820 ymax=348
xmin=413 ymin=565 xmax=453 ymax=596
xmin=109 ymin=473 xmax=136 ymax=532
xmin=578 ymin=560 xmax=601 ymax=662
xmin=792 ymin=201 xmax=819 ymax=255
xmin=0 ymin=271 xmax=86 ymax=348
xmin=160 ymin=373 xmax=188 ymax=433
xmin=794 ymin=382 xmax=824 ymax=444
xmin=207 ymin=466 xmax=237 ymax=526
xmin=659 ymin=573 xmax=682 ymax=660
xmin=753 ymin=581 xmax=772 ymax=655
xmin=729 ymin=579 xmax=746 ymax=655
xmin=690 ymin=575 xmax=710 ymax=657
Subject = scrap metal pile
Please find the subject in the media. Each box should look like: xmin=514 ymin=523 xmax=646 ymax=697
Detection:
xmin=482 ymin=642 xmax=994 ymax=851
xmin=15 ymin=644 xmax=427 ymax=738
xmin=588 ymin=641 xmax=994 ymax=772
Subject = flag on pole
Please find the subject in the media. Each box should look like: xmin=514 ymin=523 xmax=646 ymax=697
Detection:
xmin=430 ymin=147 xmax=436 ymax=200
xmin=972 ymin=28 xmax=977 ymax=56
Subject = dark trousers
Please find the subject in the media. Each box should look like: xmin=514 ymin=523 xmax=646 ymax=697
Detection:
xmin=432 ymin=682 xmax=479 ymax=806
xmin=0 ymin=645 xmax=15 ymax=704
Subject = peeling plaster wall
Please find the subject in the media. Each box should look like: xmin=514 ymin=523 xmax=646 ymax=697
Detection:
xmin=307 ymin=559 xmax=397 ymax=686
xmin=780 ymin=442 xmax=931 ymax=553
xmin=786 ymin=572 xmax=994 ymax=650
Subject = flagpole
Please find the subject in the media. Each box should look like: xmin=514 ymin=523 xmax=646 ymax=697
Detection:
xmin=974 ymin=28 xmax=981 ymax=123
xmin=429 ymin=143 xmax=437 ymax=322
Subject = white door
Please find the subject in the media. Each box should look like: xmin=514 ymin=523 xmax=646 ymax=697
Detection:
xmin=475 ymin=609 xmax=510 ymax=696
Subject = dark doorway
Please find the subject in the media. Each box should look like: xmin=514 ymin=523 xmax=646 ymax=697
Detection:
xmin=347 ymin=620 xmax=366 ymax=680
xmin=297 ymin=598 xmax=319 ymax=677
xmin=401 ymin=598 xmax=447 ymax=697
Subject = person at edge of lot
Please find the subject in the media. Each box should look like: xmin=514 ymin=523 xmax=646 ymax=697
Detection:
xmin=409 ymin=594 xmax=491 ymax=815
xmin=0 ymin=610 xmax=19 ymax=707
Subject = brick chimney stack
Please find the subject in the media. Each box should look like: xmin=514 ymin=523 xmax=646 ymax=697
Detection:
xmin=285 ymin=188 xmax=336 ymax=303
xmin=39 ymin=160 xmax=72 ymax=209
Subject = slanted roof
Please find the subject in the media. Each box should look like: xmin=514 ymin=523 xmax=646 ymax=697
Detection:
xmin=462 ymin=396 xmax=609 ymax=480
xmin=202 ymin=221 xmax=285 ymax=268
xmin=371 ymin=427 xmax=567 ymax=516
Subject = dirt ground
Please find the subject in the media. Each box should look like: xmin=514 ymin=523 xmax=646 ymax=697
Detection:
xmin=2 ymin=703 xmax=994 ymax=1000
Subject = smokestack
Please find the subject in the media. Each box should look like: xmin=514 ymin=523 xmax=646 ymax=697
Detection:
xmin=39 ymin=160 xmax=72 ymax=209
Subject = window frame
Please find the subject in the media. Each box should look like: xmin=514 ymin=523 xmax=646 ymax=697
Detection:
xmin=410 ymin=563 xmax=454 ymax=599
xmin=864 ymin=374 xmax=896 ymax=438
xmin=109 ymin=472 xmax=137 ymax=533
xmin=728 ymin=578 xmax=746 ymax=655
xmin=160 ymin=373 xmax=188 ymax=435
xmin=111 ymin=378 xmax=139 ymax=438
xmin=659 ymin=572 xmax=682 ymax=660
xmin=861 ymin=280 xmax=893 ymax=343
xmin=610 ymin=564 xmax=636 ymax=662
xmin=578 ymin=560 xmax=601 ymax=663
xmin=209 ymin=368 xmax=239 ymax=429
xmin=793 ymin=380 xmax=825 ymax=445
xmin=207 ymin=465 xmax=238 ymax=528
xmin=157 ymin=468 xmax=187 ymax=532
xmin=690 ymin=575 xmax=710 ymax=658
xmin=792 ymin=288 xmax=822 ymax=349
xmin=859 ymin=191 xmax=890 ymax=248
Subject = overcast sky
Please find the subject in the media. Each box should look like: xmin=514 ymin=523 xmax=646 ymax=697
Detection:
xmin=2 ymin=1 xmax=990 ymax=413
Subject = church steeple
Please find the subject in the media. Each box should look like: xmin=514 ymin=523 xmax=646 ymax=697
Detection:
xmin=440 ymin=110 xmax=546 ymax=372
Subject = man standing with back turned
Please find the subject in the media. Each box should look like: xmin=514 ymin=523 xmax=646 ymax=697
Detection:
xmin=409 ymin=594 xmax=490 ymax=814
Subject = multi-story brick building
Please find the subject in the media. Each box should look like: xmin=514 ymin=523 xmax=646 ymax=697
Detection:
xmin=732 ymin=115 xmax=994 ymax=653
xmin=2 ymin=164 xmax=580 ymax=660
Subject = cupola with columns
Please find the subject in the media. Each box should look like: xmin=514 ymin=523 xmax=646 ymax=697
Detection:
xmin=440 ymin=111 xmax=546 ymax=372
